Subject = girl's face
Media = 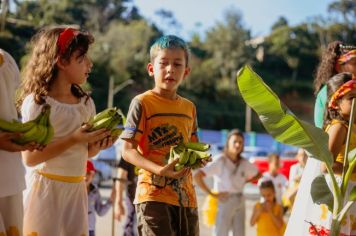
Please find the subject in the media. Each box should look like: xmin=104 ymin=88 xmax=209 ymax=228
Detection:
xmin=62 ymin=50 xmax=93 ymax=85
xmin=260 ymin=187 xmax=275 ymax=203
xmin=227 ymin=134 xmax=244 ymax=156
xmin=338 ymin=90 xmax=356 ymax=120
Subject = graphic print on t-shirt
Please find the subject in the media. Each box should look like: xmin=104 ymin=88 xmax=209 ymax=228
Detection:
xmin=148 ymin=123 xmax=183 ymax=149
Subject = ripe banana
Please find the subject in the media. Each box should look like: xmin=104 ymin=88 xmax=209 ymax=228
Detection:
xmin=184 ymin=142 xmax=210 ymax=152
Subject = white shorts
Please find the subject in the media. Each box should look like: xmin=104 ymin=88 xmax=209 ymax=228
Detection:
xmin=0 ymin=193 xmax=23 ymax=236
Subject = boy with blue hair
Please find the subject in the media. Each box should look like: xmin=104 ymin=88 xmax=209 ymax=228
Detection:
xmin=121 ymin=35 xmax=204 ymax=235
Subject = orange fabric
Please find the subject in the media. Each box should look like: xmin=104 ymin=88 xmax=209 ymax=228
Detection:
xmin=126 ymin=90 xmax=198 ymax=207
xmin=255 ymin=202 xmax=285 ymax=236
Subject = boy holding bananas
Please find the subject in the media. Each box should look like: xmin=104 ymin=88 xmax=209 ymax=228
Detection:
xmin=121 ymin=35 xmax=208 ymax=235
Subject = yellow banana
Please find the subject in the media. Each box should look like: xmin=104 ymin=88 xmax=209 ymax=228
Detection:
xmin=184 ymin=142 xmax=211 ymax=152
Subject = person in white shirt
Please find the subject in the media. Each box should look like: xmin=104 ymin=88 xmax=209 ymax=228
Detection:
xmin=194 ymin=129 xmax=261 ymax=236
xmin=0 ymin=49 xmax=38 ymax=236
xmin=258 ymin=153 xmax=288 ymax=205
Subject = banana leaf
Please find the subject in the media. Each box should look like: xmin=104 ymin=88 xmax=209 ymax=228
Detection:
xmin=311 ymin=175 xmax=334 ymax=211
xmin=236 ymin=65 xmax=333 ymax=166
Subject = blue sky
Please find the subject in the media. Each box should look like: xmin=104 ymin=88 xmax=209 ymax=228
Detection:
xmin=132 ymin=0 xmax=335 ymax=40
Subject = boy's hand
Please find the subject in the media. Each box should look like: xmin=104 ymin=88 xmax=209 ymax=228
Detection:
xmin=114 ymin=200 xmax=125 ymax=221
xmin=0 ymin=131 xmax=39 ymax=152
xmin=159 ymin=159 xmax=190 ymax=179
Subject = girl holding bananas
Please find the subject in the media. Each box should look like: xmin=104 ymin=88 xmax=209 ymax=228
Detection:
xmin=194 ymin=129 xmax=261 ymax=236
xmin=17 ymin=26 xmax=113 ymax=235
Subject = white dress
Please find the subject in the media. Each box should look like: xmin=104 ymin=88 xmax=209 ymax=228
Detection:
xmin=0 ymin=48 xmax=25 ymax=236
xmin=22 ymin=94 xmax=95 ymax=236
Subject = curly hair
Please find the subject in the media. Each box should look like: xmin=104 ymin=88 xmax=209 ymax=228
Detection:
xmin=314 ymin=41 xmax=356 ymax=95
xmin=17 ymin=25 xmax=94 ymax=108
xmin=323 ymin=72 xmax=354 ymax=128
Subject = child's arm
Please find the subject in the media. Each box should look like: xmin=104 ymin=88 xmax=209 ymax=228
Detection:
xmin=321 ymin=123 xmax=347 ymax=174
xmin=22 ymin=125 xmax=110 ymax=166
xmin=250 ymin=204 xmax=262 ymax=226
xmin=267 ymin=204 xmax=284 ymax=228
xmin=114 ymin=167 xmax=127 ymax=221
xmin=0 ymin=131 xmax=38 ymax=152
xmin=122 ymin=139 xmax=190 ymax=179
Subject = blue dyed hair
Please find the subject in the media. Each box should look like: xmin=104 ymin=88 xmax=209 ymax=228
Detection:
xmin=150 ymin=35 xmax=190 ymax=66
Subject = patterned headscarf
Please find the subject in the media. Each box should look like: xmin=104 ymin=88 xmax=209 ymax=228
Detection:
xmin=335 ymin=49 xmax=356 ymax=72
xmin=328 ymin=79 xmax=356 ymax=109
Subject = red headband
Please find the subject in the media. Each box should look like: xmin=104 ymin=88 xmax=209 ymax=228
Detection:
xmin=328 ymin=79 xmax=356 ymax=109
xmin=57 ymin=28 xmax=79 ymax=55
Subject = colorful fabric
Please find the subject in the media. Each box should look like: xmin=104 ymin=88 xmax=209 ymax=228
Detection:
xmin=201 ymin=193 xmax=218 ymax=227
xmin=121 ymin=90 xmax=198 ymax=208
xmin=87 ymin=160 xmax=96 ymax=173
xmin=0 ymin=193 xmax=23 ymax=236
xmin=23 ymin=173 xmax=88 ymax=236
xmin=255 ymin=202 xmax=285 ymax=236
xmin=335 ymin=49 xmax=356 ymax=72
xmin=328 ymin=80 xmax=356 ymax=109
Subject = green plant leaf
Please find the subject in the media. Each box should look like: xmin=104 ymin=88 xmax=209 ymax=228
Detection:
xmin=349 ymin=187 xmax=356 ymax=201
xmin=311 ymin=175 xmax=334 ymax=211
xmin=236 ymin=65 xmax=333 ymax=166
xmin=348 ymin=148 xmax=356 ymax=163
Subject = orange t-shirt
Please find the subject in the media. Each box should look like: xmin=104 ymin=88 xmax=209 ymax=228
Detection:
xmin=121 ymin=90 xmax=198 ymax=207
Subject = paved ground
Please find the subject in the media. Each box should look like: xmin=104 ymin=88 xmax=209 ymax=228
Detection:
xmin=95 ymin=182 xmax=260 ymax=236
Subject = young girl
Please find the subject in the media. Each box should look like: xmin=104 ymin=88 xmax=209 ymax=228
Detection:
xmin=18 ymin=26 xmax=113 ymax=235
xmin=194 ymin=129 xmax=260 ymax=236
xmin=286 ymin=42 xmax=356 ymax=235
xmin=250 ymin=180 xmax=285 ymax=236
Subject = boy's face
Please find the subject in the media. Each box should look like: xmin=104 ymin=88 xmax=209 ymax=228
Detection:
xmin=147 ymin=48 xmax=190 ymax=94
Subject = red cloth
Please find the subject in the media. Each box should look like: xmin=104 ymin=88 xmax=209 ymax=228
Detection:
xmin=87 ymin=160 xmax=96 ymax=173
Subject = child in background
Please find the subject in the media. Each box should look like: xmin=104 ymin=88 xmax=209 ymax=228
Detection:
xmin=307 ymin=72 xmax=356 ymax=235
xmin=114 ymin=156 xmax=138 ymax=236
xmin=250 ymin=180 xmax=285 ymax=236
xmin=18 ymin=26 xmax=113 ymax=235
xmin=283 ymin=148 xmax=307 ymax=211
xmin=0 ymin=49 xmax=38 ymax=236
xmin=121 ymin=35 xmax=208 ymax=235
xmin=258 ymin=153 xmax=288 ymax=205
xmin=87 ymin=160 xmax=114 ymax=236
xmin=194 ymin=129 xmax=260 ymax=236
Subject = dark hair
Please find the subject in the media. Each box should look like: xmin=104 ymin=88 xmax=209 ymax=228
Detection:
xmin=259 ymin=180 xmax=275 ymax=192
xmin=323 ymin=72 xmax=354 ymax=128
xmin=267 ymin=153 xmax=280 ymax=163
xmin=223 ymin=129 xmax=244 ymax=157
xmin=314 ymin=41 xmax=356 ymax=94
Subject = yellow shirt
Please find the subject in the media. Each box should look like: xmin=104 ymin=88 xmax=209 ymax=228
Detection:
xmin=325 ymin=119 xmax=356 ymax=164
xmin=255 ymin=202 xmax=285 ymax=236
xmin=121 ymin=90 xmax=198 ymax=207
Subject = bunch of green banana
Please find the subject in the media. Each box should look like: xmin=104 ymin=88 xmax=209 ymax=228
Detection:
xmin=168 ymin=142 xmax=211 ymax=171
xmin=87 ymin=107 xmax=125 ymax=137
xmin=8 ymin=104 xmax=54 ymax=145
